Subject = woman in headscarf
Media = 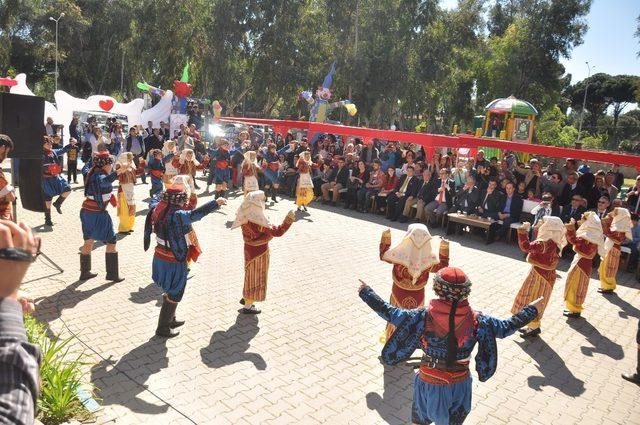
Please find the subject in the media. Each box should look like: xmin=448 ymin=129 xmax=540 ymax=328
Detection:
xmin=80 ymin=151 xmax=124 ymax=283
xmin=359 ymin=267 xmax=543 ymax=425
xmin=563 ymin=212 xmax=605 ymax=318
xmin=511 ymin=216 xmax=566 ymax=338
xmin=379 ymin=224 xmax=449 ymax=342
xmin=241 ymin=150 xmax=260 ymax=196
xmin=295 ymin=151 xmax=314 ymax=211
xmin=144 ymin=180 xmax=226 ymax=338
xmin=598 ymin=207 xmax=632 ymax=294
xmin=162 ymin=140 xmax=178 ymax=186
xmin=115 ymin=152 xmax=136 ymax=234
xmin=232 ymin=191 xmax=295 ymax=314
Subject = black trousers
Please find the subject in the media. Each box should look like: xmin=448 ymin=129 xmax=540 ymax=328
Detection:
xmin=67 ymin=160 xmax=77 ymax=183
xmin=386 ymin=193 xmax=407 ymax=220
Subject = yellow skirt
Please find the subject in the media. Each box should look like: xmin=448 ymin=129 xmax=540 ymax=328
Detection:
xmin=598 ymin=247 xmax=619 ymax=291
xmin=295 ymin=187 xmax=314 ymax=206
xmin=117 ymin=191 xmax=135 ymax=232
xmin=564 ymin=258 xmax=590 ymax=313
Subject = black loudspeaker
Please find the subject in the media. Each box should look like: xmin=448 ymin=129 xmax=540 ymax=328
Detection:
xmin=0 ymin=92 xmax=45 ymax=159
xmin=0 ymin=93 xmax=46 ymax=213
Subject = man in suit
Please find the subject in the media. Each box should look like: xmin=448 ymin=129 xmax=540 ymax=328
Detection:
xmin=488 ymin=181 xmax=523 ymax=243
xmin=387 ymin=166 xmax=420 ymax=221
xmin=126 ymin=126 xmax=146 ymax=184
xmin=423 ymin=168 xmax=455 ymax=226
xmin=558 ymin=171 xmax=584 ymax=207
xmin=592 ymin=195 xmax=611 ymax=220
xmin=626 ymin=175 xmax=640 ymax=214
xmin=359 ymin=139 xmax=379 ymax=164
xmin=453 ymin=175 xmax=480 ymax=215
xmin=560 ymin=194 xmax=587 ymax=223
xmin=478 ymin=179 xmax=504 ymax=219
xmin=402 ymin=168 xmax=436 ymax=223
xmin=321 ymin=157 xmax=350 ymax=206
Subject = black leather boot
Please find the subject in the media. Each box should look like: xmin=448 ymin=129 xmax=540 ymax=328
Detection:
xmin=105 ymin=252 xmax=125 ymax=282
xmin=79 ymin=254 xmax=98 ymax=280
xmin=53 ymin=196 xmax=66 ymax=214
xmin=44 ymin=209 xmax=53 ymax=226
xmin=156 ymin=298 xmax=180 ymax=338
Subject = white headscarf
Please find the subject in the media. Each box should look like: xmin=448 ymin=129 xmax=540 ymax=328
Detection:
xmin=231 ymin=190 xmax=271 ymax=229
xmin=162 ymin=140 xmax=176 ymax=156
xmin=179 ymin=148 xmax=200 ymax=166
xmin=382 ymin=224 xmax=439 ymax=283
xmin=535 ymin=216 xmax=567 ymax=249
xmin=117 ymin=152 xmax=133 ymax=167
xmin=576 ymin=212 xmax=605 ymax=257
xmin=170 ymin=175 xmax=194 ymax=199
xmin=242 ymin=151 xmax=258 ymax=167
xmin=605 ymin=207 xmax=632 ymax=254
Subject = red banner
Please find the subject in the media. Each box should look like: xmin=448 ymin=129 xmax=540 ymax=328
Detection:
xmin=220 ymin=117 xmax=640 ymax=168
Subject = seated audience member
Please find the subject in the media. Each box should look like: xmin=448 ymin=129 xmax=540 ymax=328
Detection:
xmin=626 ymin=175 xmax=640 ymax=214
xmin=409 ymin=169 xmax=437 ymax=222
xmin=321 ymin=156 xmax=349 ymax=206
xmin=516 ymin=181 xmax=527 ymax=198
xmin=559 ymin=171 xmax=584 ymax=207
xmin=477 ymin=179 xmax=504 ymax=219
xmin=386 ymin=166 xmax=419 ymax=222
xmin=423 ymin=168 xmax=455 ymax=226
xmin=497 ymin=160 xmax=514 ymax=182
xmin=531 ymin=192 xmax=560 ymax=227
xmin=610 ymin=164 xmax=624 ymax=190
xmin=604 ymin=171 xmax=619 ymax=200
xmin=488 ymin=181 xmax=523 ymax=243
xmin=376 ymin=166 xmax=398 ymax=213
xmin=560 ymin=194 xmax=587 ymax=223
xmin=359 ymin=139 xmax=379 ymax=163
xmin=357 ymin=159 xmax=384 ymax=213
xmin=453 ymin=175 xmax=480 ymax=215
xmin=622 ymin=213 xmax=640 ymax=271
xmin=474 ymin=164 xmax=490 ymax=191
xmin=0 ymin=220 xmax=42 ymax=424
xmin=593 ymin=195 xmax=611 ymax=220
xmin=313 ymin=159 xmax=331 ymax=198
xmin=345 ymin=160 xmax=369 ymax=210
xmin=450 ymin=160 xmax=467 ymax=190
xmin=542 ymin=172 xmax=564 ymax=200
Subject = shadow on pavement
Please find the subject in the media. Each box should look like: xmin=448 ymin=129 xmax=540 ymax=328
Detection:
xmin=90 ymin=338 xmax=170 ymax=415
xmin=516 ymin=338 xmax=586 ymax=397
xmin=35 ymin=279 xmax=116 ymax=328
xmin=129 ymin=283 xmax=162 ymax=306
xmin=366 ymin=361 xmax=413 ymax=425
xmin=567 ymin=318 xmax=625 ymax=360
xmin=601 ymin=292 xmax=640 ymax=319
xmin=199 ymin=313 xmax=266 ymax=370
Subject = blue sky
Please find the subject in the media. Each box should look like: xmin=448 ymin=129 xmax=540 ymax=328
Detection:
xmin=441 ymin=0 xmax=639 ymax=83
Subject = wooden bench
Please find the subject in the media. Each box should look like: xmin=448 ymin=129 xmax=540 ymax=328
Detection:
xmin=446 ymin=213 xmax=494 ymax=243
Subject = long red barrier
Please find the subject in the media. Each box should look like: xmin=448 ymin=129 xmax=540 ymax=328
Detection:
xmin=220 ymin=117 xmax=640 ymax=168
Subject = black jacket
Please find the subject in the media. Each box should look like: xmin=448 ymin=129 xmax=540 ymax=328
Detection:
xmin=416 ymin=179 xmax=438 ymax=203
xmin=560 ymin=205 xmax=586 ymax=223
xmin=329 ymin=166 xmax=350 ymax=187
xmin=395 ymin=174 xmax=421 ymax=197
xmin=479 ymin=190 xmax=505 ymax=214
xmin=559 ymin=183 xmax=585 ymax=207
xmin=359 ymin=146 xmax=379 ymax=163
xmin=501 ymin=194 xmax=524 ymax=222
xmin=432 ymin=178 xmax=456 ymax=208
xmin=454 ymin=186 xmax=480 ymax=214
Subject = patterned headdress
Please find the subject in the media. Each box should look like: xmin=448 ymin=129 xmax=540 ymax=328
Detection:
xmin=382 ymin=224 xmax=438 ymax=284
xmin=231 ymin=190 xmax=270 ymax=229
xmin=92 ymin=152 xmax=113 ymax=168
xmin=162 ymin=186 xmax=188 ymax=206
xmin=432 ymin=267 xmax=472 ymax=302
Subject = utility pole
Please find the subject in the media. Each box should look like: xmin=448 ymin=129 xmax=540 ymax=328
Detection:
xmin=348 ymin=0 xmax=359 ymax=100
xmin=576 ymin=61 xmax=594 ymax=145
xmin=49 ymin=13 xmax=65 ymax=92
xmin=120 ymin=49 xmax=125 ymax=96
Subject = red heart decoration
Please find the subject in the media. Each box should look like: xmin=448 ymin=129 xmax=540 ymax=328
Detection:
xmin=99 ymin=99 xmax=114 ymax=111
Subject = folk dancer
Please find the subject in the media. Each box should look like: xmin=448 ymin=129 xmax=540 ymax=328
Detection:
xmin=79 ymin=152 xmax=125 ymax=282
xmin=42 ymin=136 xmax=75 ymax=226
xmin=0 ymin=135 xmax=16 ymax=220
xmin=115 ymin=152 xmax=136 ymax=234
xmin=260 ymin=142 xmax=291 ymax=203
xmin=359 ymin=267 xmax=543 ymax=425
xmin=241 ymin=151 xmax=260 ymax=196
xmin=206 ymin=139 xmax=232 ymax=198
xmin=622 ymin=319 xmax=640 ymax=384
xmin=379 ymin=224 xmax=449 ymax=342
xmin=171 ymin=175 xmax=202 ymax=269
xmin=162 ymin=140 xmax=178 ymax=186
xmin=295 ymin=151 xmax=314 ymax=211
xmin=511 ymin=216 xmax=566 ymax=338
xmin=147 ymin=149 xmax=166 ymax=197
xmin=232 ymin=191 xmax=294 ymax=314
xmin=598 ymin=207 xmax=632 ymax=294
xmin=144 ymin=181 xmax=226 ymax=337
xmin=563 ymin=212 xmax=605 ymax=318
xmin=171 ymin=149 xmax=203 ymax=189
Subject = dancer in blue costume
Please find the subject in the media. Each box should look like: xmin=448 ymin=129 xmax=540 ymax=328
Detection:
xmin=260 ymin=142 xmax=291 ymax=203
xmin=42 ymin=136 xmax=77 ymax=226
xmin=359 ymin=267 xmax=544 ymax=425
xmin=79 ymin=151 xmax=125 ymax=283
xmin=144 ymin=180 xmax=227 ymax=337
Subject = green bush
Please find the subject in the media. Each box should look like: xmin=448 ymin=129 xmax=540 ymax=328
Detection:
xmin=24 ymin=315 xmax=93 ymax=425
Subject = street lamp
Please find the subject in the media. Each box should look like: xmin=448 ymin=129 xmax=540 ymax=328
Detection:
xmin=576 ymin=61 xmax=594 ymax=145
xmin=49 ymin=12 xmax=65 ymax=92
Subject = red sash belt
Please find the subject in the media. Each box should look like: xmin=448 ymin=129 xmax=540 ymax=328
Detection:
xmin=268 ymin=162 xmax=280 ymax=171
xmin=216 ymin=160 xmax=229 ymax=169
xmin=150 ymin=169 xmax=163 ymax=178
xmin=155 ymin=245 xmax=179 ymax=263
xmin=81 ymin=199 xmax=102 ymax=212
xmin=44 ymin=164 xmax=62 ymax=177
xmin=418 ymin=364 xmax=470 ymax=385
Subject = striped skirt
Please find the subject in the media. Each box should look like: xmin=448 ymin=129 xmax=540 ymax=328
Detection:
xmin=243 ymin=249 xmax=270 ymax=302
xmin=512 ymin=266 xmax=556 ymax=328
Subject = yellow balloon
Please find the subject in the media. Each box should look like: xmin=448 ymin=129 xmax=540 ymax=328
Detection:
xmin=345 ymin=103 xmax=357 ymax=116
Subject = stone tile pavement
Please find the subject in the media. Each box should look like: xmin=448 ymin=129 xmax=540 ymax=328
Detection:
xmin=16 ymin=177 xmax=640 ymax=424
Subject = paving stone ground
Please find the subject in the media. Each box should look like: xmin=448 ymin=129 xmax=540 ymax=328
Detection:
xmin=17 ymin=174 xmax=640 ymax=424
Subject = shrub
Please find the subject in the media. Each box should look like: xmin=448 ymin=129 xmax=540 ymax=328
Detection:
xmin=24 ymin=315 xmax=93 ymax=425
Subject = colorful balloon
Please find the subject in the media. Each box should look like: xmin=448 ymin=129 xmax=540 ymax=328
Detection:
xmin=0 ymin=77 xmax=17 ymax=87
